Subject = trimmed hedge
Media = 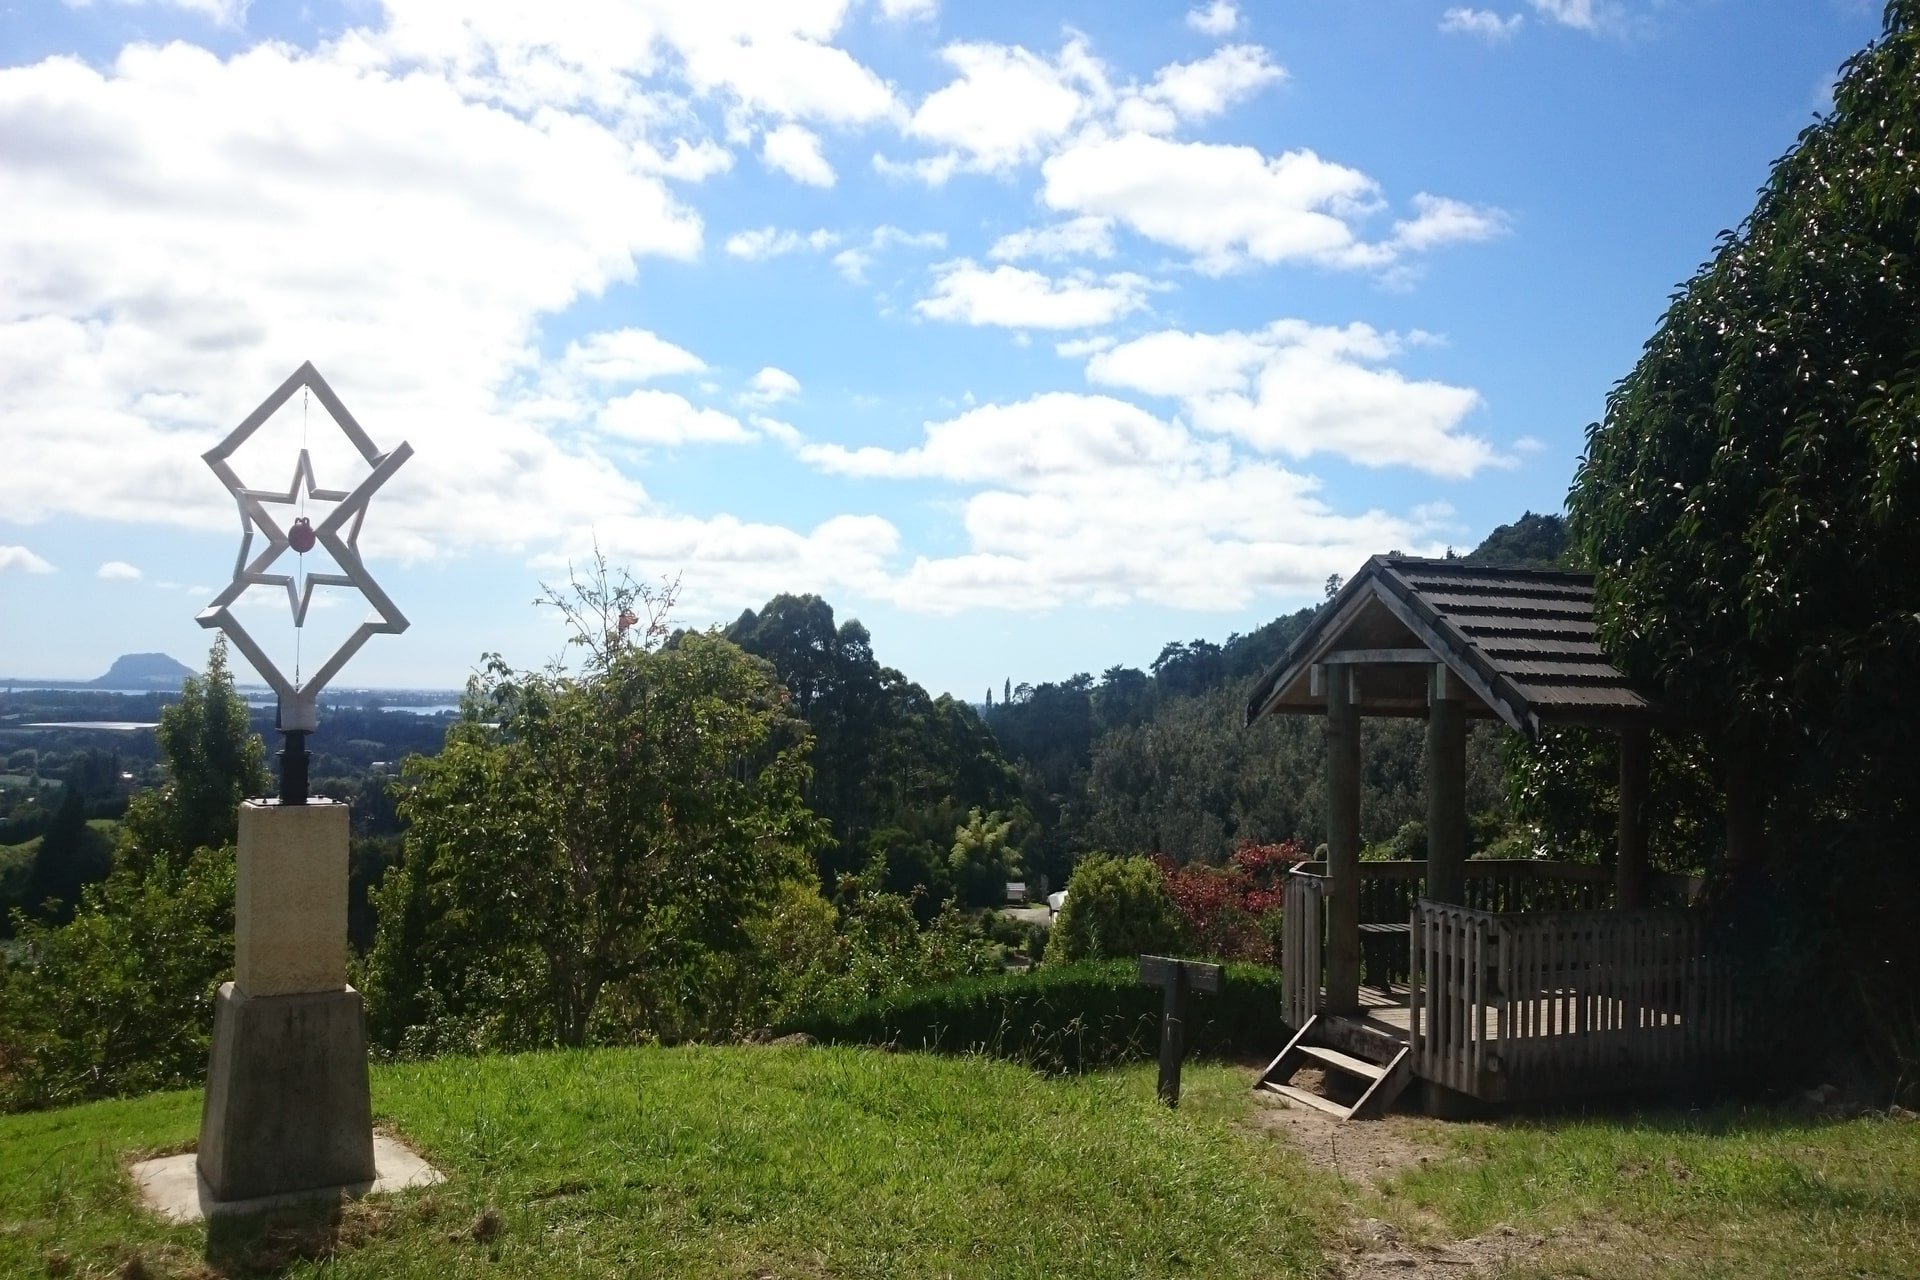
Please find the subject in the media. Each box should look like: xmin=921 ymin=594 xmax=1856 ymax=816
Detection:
xmin=775 ymin=960 xmax=1287 ymax=1073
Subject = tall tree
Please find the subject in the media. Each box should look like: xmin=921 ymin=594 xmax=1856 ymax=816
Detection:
xmin=364 ymin=567 xmax=823 ymax=1051
xmin=117 ymin=637 xmax=267 ymax=875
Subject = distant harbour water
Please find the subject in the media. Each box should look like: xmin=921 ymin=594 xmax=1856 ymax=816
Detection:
xmin=24 ymin=721 xmax=159 ymax=731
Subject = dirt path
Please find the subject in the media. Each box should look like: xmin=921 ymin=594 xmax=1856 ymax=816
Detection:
xmin=1245 ymin=1075 xmax=1575 ymax=1278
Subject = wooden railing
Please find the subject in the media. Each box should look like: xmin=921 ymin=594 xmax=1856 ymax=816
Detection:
xmin=1409 ymin=901 xmax=1736 ymax=1100
xmin=1282 ymin=867 xmax=1325 ymax=1028
xmin=1293 ymin=859 xmax=1618 ymax=926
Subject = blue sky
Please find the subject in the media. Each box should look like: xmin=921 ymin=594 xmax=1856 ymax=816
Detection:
xmin=0 ymin=0 xmax=1885 ymax=698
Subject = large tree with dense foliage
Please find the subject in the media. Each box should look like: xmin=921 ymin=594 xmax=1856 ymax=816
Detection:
xmin=1570 ymin=2 xmax=1920 ymax=848
xmin=362 ymin=571 xmax=825 ymax=1052
xmin=1565 ymin=2 xmax=1920 ymax=1077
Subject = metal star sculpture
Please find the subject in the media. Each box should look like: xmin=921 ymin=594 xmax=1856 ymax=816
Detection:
xmin=198 ymin=362 xmax=412 ymax=801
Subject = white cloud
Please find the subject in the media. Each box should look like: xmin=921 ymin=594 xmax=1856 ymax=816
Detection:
xmin=97 ymin=560 xmax=143 ymax=580
xmin=1054 ymin=335 xmax=1116 ymax=358
xmin=1527 ymin=0 xmax=1618 ymax=32
xmin=371 ymin=1 xmax=900 ymax=129
xmin=833 ymin=224 xmax=946 ymax=282
xmin=744 ymin=366 xmax=802 ymax=406
xmin=1440 ymin=8 xmax=1525 ymax=41
xmin=802 ymin=392 xmax=1448 ymax=613
xmin=0 ymin=546 xmax=55 ymax=574
xmin=1185 ymin=1 xmax=1240 ymax=37
xmin=68 ymin=0 xmax=248 ymax=27
xmin=916 ymin=261 xmax=1156 ymax=330
xmin=0 ymin=34 xmax=726 ymax=561
xmin=1041 ymin=133 xmax=1505 ymax=275
xmin=989 ymin=216 xmax=1116 ymax=262
xmin=1041 ymin=133 xmax=1383 ymax=274
xmin=898 ymin=37 xmax=1109 ymax=179
xmin=725 ymin=226 xmax=839 ymax=260
xmin=1114 ymin=44 xmax=1284 ymax=135
xmin=1084 ymin=320 xmax=1501 ymax=477
xmin=561 ymin=328 xmax=707 ymax=383
xmin=761 ymin=122 xmax=836 ymax=187
xmin=597 ymin=389 xmax=753 ymax=446
xmin=1391 ymin=193 xmax=1510 ymax=252
xmin=878 ymin=0 xmax=937 ymax=20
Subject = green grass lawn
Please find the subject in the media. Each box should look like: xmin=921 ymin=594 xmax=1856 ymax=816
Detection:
xmin=4 ymin=1043 xmax=1917 ymax=1280
xmin=1382 ymin=1105 xmax=1920 ymax=1279
xmin=0 ymin=1047 xmax=1336 ymax=1279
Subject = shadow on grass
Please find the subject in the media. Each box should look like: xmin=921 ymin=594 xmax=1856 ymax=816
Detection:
xmin=200 ymin=1196 xmax=396 ymax=1277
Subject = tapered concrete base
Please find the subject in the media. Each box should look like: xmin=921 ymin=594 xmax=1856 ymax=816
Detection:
xmin=197 ymin=983 xmax=376 ymax=1201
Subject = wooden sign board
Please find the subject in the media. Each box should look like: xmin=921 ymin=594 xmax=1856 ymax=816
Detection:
xmin=1138 ymin=955 xmax=1223 ymax=993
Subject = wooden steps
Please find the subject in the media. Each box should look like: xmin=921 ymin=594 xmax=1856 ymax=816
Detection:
xmin=1253 ymin=1015 xmax=1412 ymax=1121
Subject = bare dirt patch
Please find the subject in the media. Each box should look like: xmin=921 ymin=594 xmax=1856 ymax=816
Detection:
xmin=1246 ymin=1077 xmax=1603 ymax=1278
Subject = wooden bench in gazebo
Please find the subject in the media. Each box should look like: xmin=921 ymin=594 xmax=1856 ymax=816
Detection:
xmin=1244 ymin=556 xmax=1738 ymax=1119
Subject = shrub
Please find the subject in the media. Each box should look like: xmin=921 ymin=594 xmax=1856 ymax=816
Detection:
xmin=777 ymin=959 xmax=1287 ymax=1073
xmin=1156 ymin=839 xmax=1301 ymax=964
xmin=1044 ymin=854 xmax=1184 ymax=964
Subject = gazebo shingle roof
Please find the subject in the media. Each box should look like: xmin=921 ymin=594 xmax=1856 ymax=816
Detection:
xmin=1245 ymin=556 xmax=1658 ymax=738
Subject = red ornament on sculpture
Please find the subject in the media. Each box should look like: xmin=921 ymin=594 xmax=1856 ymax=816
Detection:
xmin=289 ymin=517 xmax=316 ymax=554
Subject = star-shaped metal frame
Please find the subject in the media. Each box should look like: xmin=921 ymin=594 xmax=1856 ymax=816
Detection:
xmin=197 ymin=362 xmax=412 ymax=732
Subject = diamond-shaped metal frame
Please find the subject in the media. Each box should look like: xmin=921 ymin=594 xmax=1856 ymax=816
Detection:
xmin=197 ymin=362 xmax=412 ymax=732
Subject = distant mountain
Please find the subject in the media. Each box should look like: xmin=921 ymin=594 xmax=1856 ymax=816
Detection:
xmin=89 ymin=653 xmax=196 ymax=690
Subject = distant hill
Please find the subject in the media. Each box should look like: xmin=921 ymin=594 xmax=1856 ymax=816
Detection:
xmin=88 ymin=653 xmax=195 ymax=690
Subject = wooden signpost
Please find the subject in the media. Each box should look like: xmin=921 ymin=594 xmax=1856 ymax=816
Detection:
xmin=1138 ymin=955 xmax=1223 ymax=1107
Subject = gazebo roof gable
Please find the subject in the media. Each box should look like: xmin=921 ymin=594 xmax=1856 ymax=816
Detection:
xmin=1244 ymin=556 xmax=1658 ymax=738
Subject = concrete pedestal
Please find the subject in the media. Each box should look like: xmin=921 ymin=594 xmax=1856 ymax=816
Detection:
xmin=197 ymin=983 xmax=376 ymax=1200
xmin=197 ymin=799 xmax=374 ymax=1202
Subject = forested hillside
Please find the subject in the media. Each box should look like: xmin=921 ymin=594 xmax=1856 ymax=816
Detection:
xmin=982 ymin=514 xmax=1567 ymax=869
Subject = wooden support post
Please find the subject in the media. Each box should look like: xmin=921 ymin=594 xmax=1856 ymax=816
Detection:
xmin=1724 ymin=755 xmax=1764 ymax=877
xmin=1616 ymin=725 xmax=1649 ymax=908
xmin=1138 ymin=956 xmax=1222 ymax=1107
xmin=1325 ymin=664 xmax=1362 ymax=1014
xmin=1425 ymin=665 xmax=1467 ymax=905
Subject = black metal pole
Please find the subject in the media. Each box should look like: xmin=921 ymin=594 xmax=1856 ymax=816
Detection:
xmin=278 ymin=730 xmax=310 ymax=805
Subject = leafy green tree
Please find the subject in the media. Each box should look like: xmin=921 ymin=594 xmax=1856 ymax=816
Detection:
xmin=1562 ymin=4 xmax=1920 ymax=1083
xmin=1 ymin=642 xmax=265 ymax=1110
xmin=362 ymin=565 xmax=825 ymax=1052
xmin=1044 ymin=854 xmax=1185 ymax=964
xmin=117 ymin=637 xmax=267 ymax=875
xmin=19 ymin=788 xmax=111 ymax=923
xmin=949 ymin=807 xmax=1019 ymax=908
xmin=1464 ymin=512 xmax=1566 ymax=567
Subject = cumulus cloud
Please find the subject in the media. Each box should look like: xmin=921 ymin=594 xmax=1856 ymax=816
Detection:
xmin=1441 ymin=8 xmax=1525 ymax=40
xmin=1185 ymin=1 xmax=1240 ymax=37
xmin=560 ymin=329 xmax=707 ymax=383
xmin=0 ymin=546 xmax=55 ymax=574
xmin=743 ymin=366 xmax=802 ymax=406
xmin=1114 ymin=44 xmax=1284 ymax=135
xmin=761 ymin=122 xmax=836 ymax=187
xmin=725 ymin=226 xmax=839 ymax=260
xmin=915 ymin=261 xmax=1156 ymax=329
xmin=370 ymin=0 xmax=900 ymax=129
xmin=97 ymin=560 xmax=143 ymax=580
xmin=1083 ymin=320 xmax=1501 ymax=477
xmin=1041 ymin=133 xmax=1505 ymax=275
xmin=1391 ymin=194 xmax=1510 ymax=252
xmin=801 ymin=392 xmax=1448 ymax=613
xmin=895 ymin=37 xmax=1110 ymax=179
xmin=596 ymin=389 xmax=753 ymax=446
xmin=878 ymin=0 xmax=938 ymax=20
xmin=989 ymin=216 xmax=1116 ymax=262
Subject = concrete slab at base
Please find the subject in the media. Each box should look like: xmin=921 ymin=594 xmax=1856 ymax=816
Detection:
xmin=198 ymin=982 xmax=374 ymax=1200
xmin=131 ymin=1134 xmax=444 ymax=1224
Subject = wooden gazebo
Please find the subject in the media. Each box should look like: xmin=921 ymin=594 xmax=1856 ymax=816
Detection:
xmin=1245 ymin=557 xmax=1735 ymax=1118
